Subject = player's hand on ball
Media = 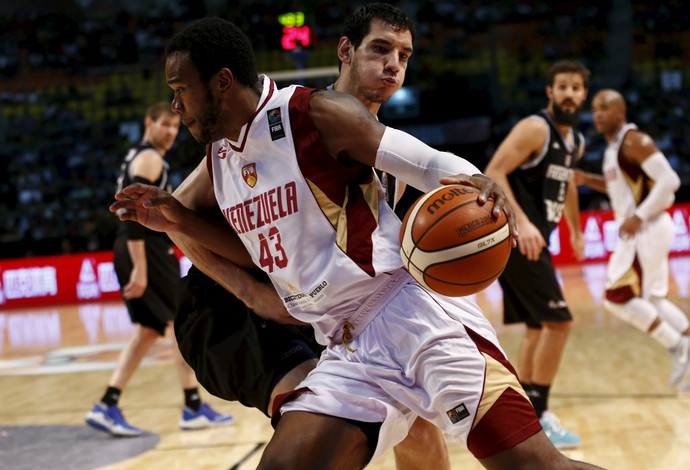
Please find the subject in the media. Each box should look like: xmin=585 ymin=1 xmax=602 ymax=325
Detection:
xmin=440 ymin=174 xmax=518 ymax=248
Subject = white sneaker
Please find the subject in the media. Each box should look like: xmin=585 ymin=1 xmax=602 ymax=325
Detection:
xmin=669 ymin=336 xmax=690 ymax=388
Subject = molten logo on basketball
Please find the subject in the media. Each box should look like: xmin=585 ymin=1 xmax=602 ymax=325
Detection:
xmin=426 ymin=186 xmax=478 ymax=215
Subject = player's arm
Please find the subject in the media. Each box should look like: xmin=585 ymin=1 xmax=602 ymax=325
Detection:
xmin=121 ymin=149 xmax=164 ymax=300
xmin=309 ymin=89 xmax=518 ymax=242
xmin=563 ymin=144 xmax=585 ymax=261
xmin=111 ymin=159 xmax=255 ymax=268
xmin=484 ymin=118 xmax=549 ymax=260
xmin=623 ymin=130 xmax=680 ymax=225
xmin=574 ymin=169 xmax=607 ymax=193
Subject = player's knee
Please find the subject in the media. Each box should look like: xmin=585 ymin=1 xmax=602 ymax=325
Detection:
xmin=603 ymin=297 xmax=657 ymax=332
xmin=541 ymin=319 xmax=572 ymax=332
xmin=405 ymin=417 xmax=443 ymax=447
xmin=395 ymin=417 xmax=448 ymax=466
xmin=650 ymin=296 xmax=690 ymax=333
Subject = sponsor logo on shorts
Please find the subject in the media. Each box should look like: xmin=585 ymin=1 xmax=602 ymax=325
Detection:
xmin=548 ymin=299 xmax=568 ymax=309
xmin=446 ymin=403 xmax=470 ymax=424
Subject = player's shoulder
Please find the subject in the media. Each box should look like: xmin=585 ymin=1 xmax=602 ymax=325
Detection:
xmin=520 ymin=114 xmax=550 ymax=132
xmin=622 ymin=127 xmax=657 ymax=152
xmin=310 ymin=88 xmax=360 ymax=109
xmin=308 ymin=88 xmax=377 ymax=125
xmin=506 ymin=115 xmax=549 ymax=146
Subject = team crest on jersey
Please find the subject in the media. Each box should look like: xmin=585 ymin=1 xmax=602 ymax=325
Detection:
xmin=217 ymin=144 xmax=228 ymax=159
xmin=267 ymin=107 xmax=286 ymax=141
xmin=242 ymin=163 xmax=258 ymax=187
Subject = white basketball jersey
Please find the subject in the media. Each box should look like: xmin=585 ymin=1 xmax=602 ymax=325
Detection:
xmin=209 ymin=76 xmax=403 ymax=343
xmin=603 ymin=122 xmax=673 ymax=222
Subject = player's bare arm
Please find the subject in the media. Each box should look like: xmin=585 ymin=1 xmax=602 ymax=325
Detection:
xmin=310 ymin=89 xmax=519 ymax=243
xmin=622 ymin=129 xmax=659 ymax=165
xmin=130 ymin=149 xmax=164 ymax=181
xmin=563 ymin=178 xmax=584 ymax=260
xmin=111 ymin=182 xmax=255 ymax=269
xmin=619 ymin=129 xmax=680 ymax=237
xmin=574 ymin=169 xmax=607 ymax=193
xmin=485 ymin=118 xmax=549 ymax=260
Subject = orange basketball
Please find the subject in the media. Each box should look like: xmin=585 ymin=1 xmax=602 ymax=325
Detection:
xmin=399 ymin=184 xmax=511 ymax=297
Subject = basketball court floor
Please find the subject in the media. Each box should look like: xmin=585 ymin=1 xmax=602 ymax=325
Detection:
xmin=2 ymin=258 xmax=690 ymax=469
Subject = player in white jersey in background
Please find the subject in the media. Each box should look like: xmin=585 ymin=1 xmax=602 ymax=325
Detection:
xmin=111 ymin=17 xmax=603 ymax=470
xmin=576 ymin=88 xmax=690 ymax=390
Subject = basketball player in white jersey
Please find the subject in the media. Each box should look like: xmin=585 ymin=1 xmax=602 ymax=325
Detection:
xmin=111 ymin=17 xmax=602 ymax=470
xmin=576 ymin=88 xmax=690 ymax=390
xmin=174 ymin=4 xmax=450 ymax=468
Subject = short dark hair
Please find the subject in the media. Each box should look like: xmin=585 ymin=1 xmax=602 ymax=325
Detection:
xmin=343 ymin=2 xmax=416 ymax=49
xmin=546 ymin=60 xmax=591 ymax=86
xmin=165 ymin=17 xmax=258 ymax=86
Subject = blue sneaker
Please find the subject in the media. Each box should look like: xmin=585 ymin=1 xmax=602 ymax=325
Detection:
xmin=539 ymin=411 xmax=581 ymax=449
xmin=179 ymin=403 xmax=234 ymax=430
xmin=85 ymin=403 xmax=143 ymax=437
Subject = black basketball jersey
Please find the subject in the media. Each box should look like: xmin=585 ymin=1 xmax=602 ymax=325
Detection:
xmin=115 ymin=140 xmax=172 ymax=240
xmin=507 ymin=110 xmax=583 ymax=240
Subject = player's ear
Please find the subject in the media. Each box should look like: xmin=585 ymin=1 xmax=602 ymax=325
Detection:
xmin=216 ymin=68 xmax=234 ymax=92
xmin=337 ymin=37 xmax=353 ymax=63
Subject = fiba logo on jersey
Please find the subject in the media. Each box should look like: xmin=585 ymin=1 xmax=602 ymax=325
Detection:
xmin=267 ymin=107 xmax=286 ymax=141
xmin=77 ymin=259 xmax=100 ymax=300
xmin=242 ymin=163 xmax=257 ymax=188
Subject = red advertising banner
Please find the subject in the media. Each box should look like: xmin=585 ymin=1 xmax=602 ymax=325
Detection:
xmin=1 ymin=203 xmax=688 ymax=310
xmin=0 ymin=251 xmax=191 ymax=310
xmin=549 ymin=203 xmax=690 ymax=264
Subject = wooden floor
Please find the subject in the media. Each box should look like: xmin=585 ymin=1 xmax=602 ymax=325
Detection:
xmin=2 ymin=258 xmax=690 ymax=469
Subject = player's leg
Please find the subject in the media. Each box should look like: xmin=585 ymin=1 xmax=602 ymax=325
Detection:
xmin=85 ymin=322 xmax=159 ymax=436
xmin=500 ymin=249 xmax=580 ymax=448
xmin=108 ymin=323 xmax=160 ymax=388
xmin=258 ymin=411 xmax=377 ymax=470
xmin=516 ymin=327 xmax=541 ymax=384
xmin=531 ymin=319 xmax=571 ymax=390
xmin=268 ymin=358 xmax=318 ymax=416
xmin=605 ymin=222 xmax=690 ymax=387
xmin=393 ymin=417 xmax=450 ymax=470
xmin=477 ymin=431 xmax=604 ymax=470
xmin=169 ymin=320 xmax=234 ymax=429
xmin=651 ymin=297 xmax=690 ymax=334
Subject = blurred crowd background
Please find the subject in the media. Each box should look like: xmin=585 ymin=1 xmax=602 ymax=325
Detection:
xmin=1 ymin=0 xmax=689 ymax=259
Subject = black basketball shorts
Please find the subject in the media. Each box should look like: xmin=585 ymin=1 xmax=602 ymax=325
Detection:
xmin=175 ymin=271 xmax=323 ymax=416
xmin=498 ymin=246 xmax=572 ymax=328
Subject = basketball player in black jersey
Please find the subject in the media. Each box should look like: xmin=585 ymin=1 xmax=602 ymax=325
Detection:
xmin=484 ymin=60 xmax=589 ymax=449
xmin=85 ymin=102 xmax=232 ymax=437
